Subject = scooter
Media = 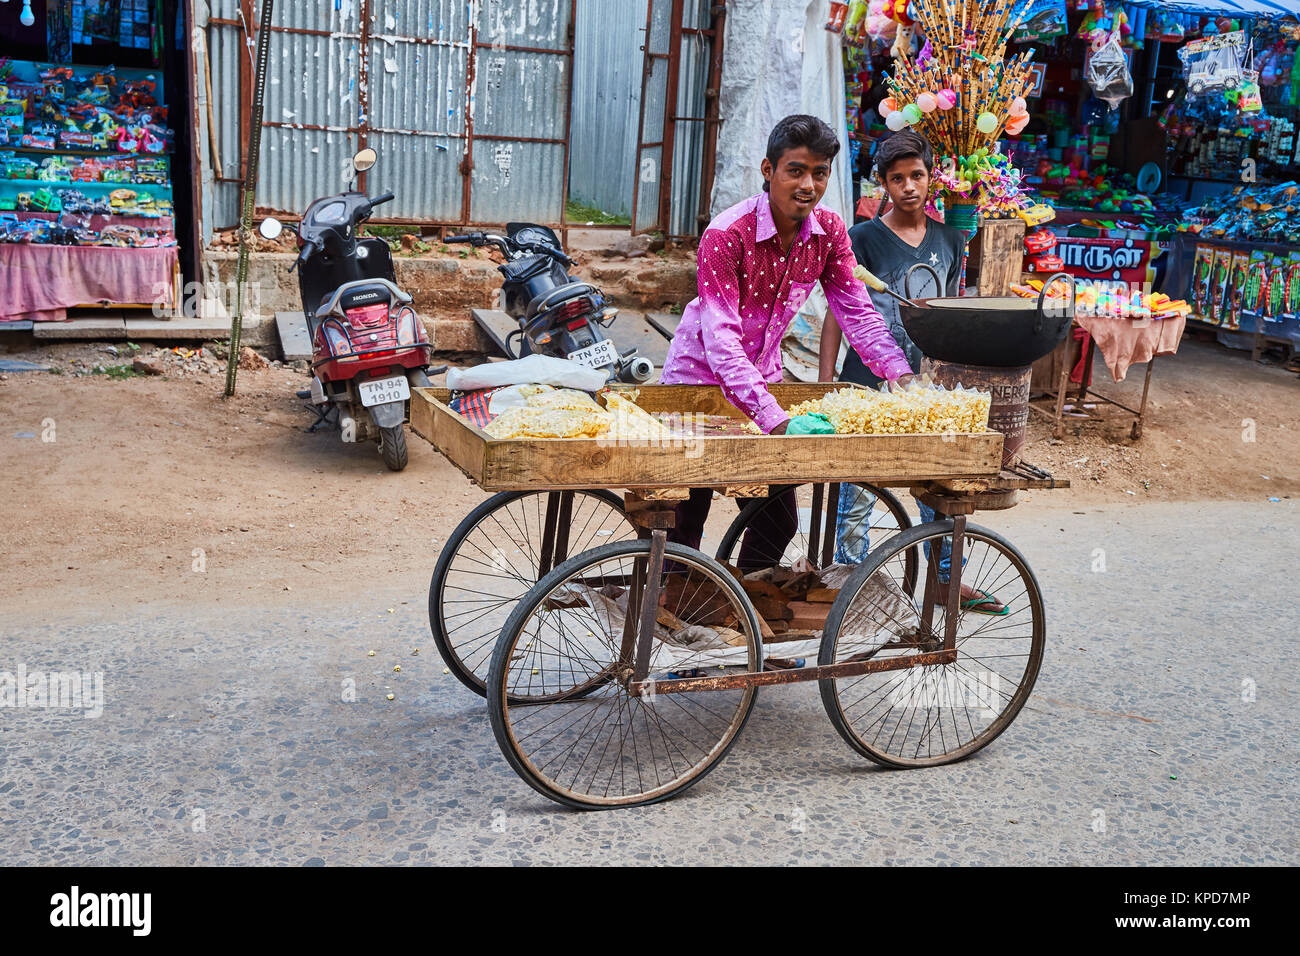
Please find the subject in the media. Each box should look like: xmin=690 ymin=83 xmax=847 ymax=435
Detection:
xmin=444 ymin=225 xmax=653 ymax=383
xmin=259 ymin=148 xmax=436 ymax=471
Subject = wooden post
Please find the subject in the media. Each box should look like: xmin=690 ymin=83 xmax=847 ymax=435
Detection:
xmin=969 ymin=218 xmax=1026 ymax=296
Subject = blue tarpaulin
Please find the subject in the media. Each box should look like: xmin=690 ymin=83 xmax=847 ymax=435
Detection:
xmin=1123 ymin=1 xmax=1299 ymax=19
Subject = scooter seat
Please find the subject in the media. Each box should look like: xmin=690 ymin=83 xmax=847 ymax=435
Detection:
xmin=317 ymin=278 xmax=412 ymax=319
xmin=525 ymin=281 xmax=598 ymax=321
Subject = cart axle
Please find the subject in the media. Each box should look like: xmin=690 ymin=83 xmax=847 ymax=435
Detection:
xmin=631 ymin=648 xmax=958 ymax=696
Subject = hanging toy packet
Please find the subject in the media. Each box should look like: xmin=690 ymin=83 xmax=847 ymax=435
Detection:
xmin=1177 ymin=30 xmax=1247 ymax=98
xmin=1085 ymin=30 xmax=1133 ymax=109
xmin=1010 ymin=0 xmax=1067 ymax=44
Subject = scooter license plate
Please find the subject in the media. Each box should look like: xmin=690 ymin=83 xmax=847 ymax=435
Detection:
xmin=566 ymin=339 xmax=617 ymax=369
xmin=358 ymin=375 xmax=410 ymax=407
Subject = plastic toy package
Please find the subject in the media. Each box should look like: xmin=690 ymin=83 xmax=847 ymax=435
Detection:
xmin=1179 ymin=182 xmax=1300 ymax=245
xmin=1086 ymin=31 xmax=1133 ymax=109
xmin=1178 ymin=30 xmax=1247 ymax=98
xmin=1010 ymin=0 xmax=1067 ymax=45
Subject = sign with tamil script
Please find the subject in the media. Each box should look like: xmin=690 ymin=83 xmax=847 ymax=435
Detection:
xmin=1056 ymin=236 xmax=1157 ymax=284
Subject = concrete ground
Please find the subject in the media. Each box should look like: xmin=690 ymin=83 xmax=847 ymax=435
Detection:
xmin=3 ymin=498 xmax=1294 ymax=865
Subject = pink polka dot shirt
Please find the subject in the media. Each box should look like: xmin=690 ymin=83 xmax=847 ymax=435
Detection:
xmin=660 ymin=192 xmax=910 ymax=433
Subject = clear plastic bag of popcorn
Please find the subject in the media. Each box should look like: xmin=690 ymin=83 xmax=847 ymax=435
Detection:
xmin=484 ymin=404 xmax=613 ymax=439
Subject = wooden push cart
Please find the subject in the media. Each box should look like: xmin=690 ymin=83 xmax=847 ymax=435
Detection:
xmin=413 ymin=384 xmax=1067 ymax=810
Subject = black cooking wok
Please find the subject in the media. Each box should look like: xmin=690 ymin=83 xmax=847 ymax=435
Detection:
xmin=897 ymin=264 xmax=1075 ymax=368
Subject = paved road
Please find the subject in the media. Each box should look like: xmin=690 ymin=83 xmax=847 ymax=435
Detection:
xmin=2 ymin=499 xmax=1295 ymax=865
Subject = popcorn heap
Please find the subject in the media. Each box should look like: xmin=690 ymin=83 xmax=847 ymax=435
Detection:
xmin=793 ymin=383 xmax=991 ymax=436
xmin=482 ymin=386 xmax=675 ymax=440
xmin=603 ymin=390 xmax=673 ymax=440
xmin=483 ymin=386 xmax=612 ymax=439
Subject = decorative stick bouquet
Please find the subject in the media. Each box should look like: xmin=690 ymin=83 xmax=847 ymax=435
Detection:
xmin=881 ymin=0 xmax=1036 ymax=161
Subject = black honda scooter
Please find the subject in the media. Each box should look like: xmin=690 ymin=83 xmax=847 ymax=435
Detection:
xmin=445 ymin=224 xmax=653 ymax=383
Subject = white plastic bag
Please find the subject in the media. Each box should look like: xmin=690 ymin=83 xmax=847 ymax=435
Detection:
xmin=1086 ymin=31 xmax=1133 ymax=109
xmin=445 ymin=353 xmax=607 ymax=392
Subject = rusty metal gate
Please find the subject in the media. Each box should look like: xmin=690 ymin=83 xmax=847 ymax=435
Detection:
xmin=204 ymin=0 xmax=575 ymax=230
xmin=631 ymin=0 xmax=725 ymax=238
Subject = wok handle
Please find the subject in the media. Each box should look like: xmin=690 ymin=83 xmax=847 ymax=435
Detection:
xmin=903 ymin=262 xmax=943 ymax=301
xmin=1035 ymin=271 xmax=1076 ymax=334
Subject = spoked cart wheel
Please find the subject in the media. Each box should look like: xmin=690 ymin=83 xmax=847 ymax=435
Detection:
xmin=428 ymin=490 xmax=638 ymax=697
xmin=818 ymin=518 xmax=1045 ymax=768
xmin=488 ymin=539 xmax=761 ymax=809
xmin=716 ymin=482 xmax=918 ymax=589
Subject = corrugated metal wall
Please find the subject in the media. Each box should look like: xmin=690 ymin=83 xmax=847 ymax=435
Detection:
xmin=199 ymin=0 xmax=572 ymax=235
xmin=471 ymin=0 xmax=572 ymax=224
xmin=197 ymin=0 xmax=712 ymax=241
xmin=568 ymin=0 xmax=648 ymax=219
xmin=631 ymin=0 xmax=715 ymax=237
xmin=199 ymin=0 xmax=242 ymax=237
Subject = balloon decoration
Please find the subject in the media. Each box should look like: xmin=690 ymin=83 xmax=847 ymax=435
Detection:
xmin=885 ymin=111 xmax=908 ymax=131
xmin=886 ymin=0 xmax=1036 ymax=155
xmin=902 ymin=103 xmax=923 ymax=125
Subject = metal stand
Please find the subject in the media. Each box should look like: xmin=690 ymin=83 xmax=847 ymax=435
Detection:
xmin=304 ymin=403 xmax=338 ymax=433
xmin=1029 ymin=325 xmax=1157 ymax=441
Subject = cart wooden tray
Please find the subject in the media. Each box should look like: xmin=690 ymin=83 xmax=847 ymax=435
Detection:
xmin=411 ymin=384 xmax=1003 ymax=492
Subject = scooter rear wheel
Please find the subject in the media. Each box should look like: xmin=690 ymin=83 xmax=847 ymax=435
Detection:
xmin=379 ymin=424 xmax=408 ymax=471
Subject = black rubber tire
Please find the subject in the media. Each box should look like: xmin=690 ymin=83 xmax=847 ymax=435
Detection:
xmin=378 ymin=424 xmax=408 ymax=471
xmin=488 ymin=539 xmax=761 ymax=810
xmin=428 ymin=489 xmax=633 ymax=697
xmin=818 ymin=520 xmax=1045 ymax=768
xmin=716 ymin=482 xmax=916 ymax=587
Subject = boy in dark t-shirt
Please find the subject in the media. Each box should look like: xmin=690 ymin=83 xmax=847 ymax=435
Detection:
xmin=818 ymin=130 xmax=1006 ymax=614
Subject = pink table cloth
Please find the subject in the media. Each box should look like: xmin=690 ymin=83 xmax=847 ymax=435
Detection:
xmin=1073 ymin=312 xmax=1188 ymax=382
xmin=0 ymin=244 xmax=177 ymax=323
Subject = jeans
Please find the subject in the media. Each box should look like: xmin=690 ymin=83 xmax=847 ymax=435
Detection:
xmin=835 ymin=484 xmax=957 ymax=582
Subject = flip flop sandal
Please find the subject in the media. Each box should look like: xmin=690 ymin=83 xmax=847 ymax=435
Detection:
xmin=763 ymin=657 xmax=806 ymax=671
xmin=661 ymin=668 xmax=707 ymax=680
xmin=961 ymin=590 xmax=1009 ymax=616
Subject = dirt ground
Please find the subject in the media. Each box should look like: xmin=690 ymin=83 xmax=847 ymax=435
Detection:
xmin=2 ymin=331 xmax=1297 ymax=619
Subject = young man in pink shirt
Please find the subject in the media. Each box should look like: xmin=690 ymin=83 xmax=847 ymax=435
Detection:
xmin=659 ymin=114 xmax=912 ymax=568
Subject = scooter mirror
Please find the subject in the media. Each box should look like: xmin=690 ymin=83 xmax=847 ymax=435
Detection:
xmin=352 ymin=147 xmax=378 ymax=172
xmin=258 ymin=217 xmax=283 ymax=240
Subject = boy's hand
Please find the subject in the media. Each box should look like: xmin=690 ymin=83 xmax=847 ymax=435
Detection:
xmin=891 ymin=373 xmax=916 ymax=388
xmin=768 ymin=419 xmax=790 ymax=435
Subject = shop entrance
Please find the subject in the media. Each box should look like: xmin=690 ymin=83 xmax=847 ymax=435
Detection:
xmin=0 ymin=0 xmax=197 ymax=323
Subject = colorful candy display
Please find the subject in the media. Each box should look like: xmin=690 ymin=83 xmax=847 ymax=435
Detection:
xmin=1011 ymin=277 xmax=1191 ymax=320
